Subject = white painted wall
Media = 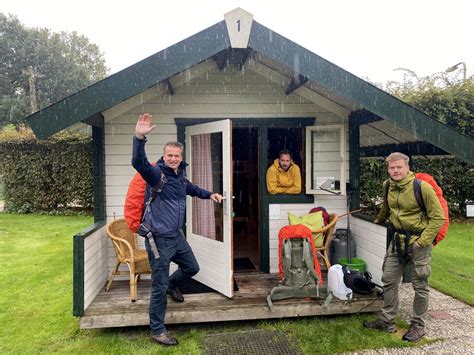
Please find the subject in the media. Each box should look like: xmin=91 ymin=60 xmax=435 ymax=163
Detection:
xmin=83 ymin=225 xmax=109 ymax=309
xmin=350 ymin=217 xmax=387 ymax=284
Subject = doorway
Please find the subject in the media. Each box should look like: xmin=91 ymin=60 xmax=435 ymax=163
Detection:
xmin=232 ymin=127 xmax=260 ymax=272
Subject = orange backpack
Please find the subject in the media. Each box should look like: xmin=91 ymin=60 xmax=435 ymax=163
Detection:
xmin=278 ymin=224 xmax=322 ymax=286
xmin=414 ymin=173 xmax=449 ymax=246
xmin=124 ymin=163 xmax=163 ymax=233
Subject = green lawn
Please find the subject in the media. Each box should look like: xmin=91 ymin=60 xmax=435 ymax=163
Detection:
xmin=430 ymin=222 xmax=474 ymax=305
xmin=2 ymin=214 xmax=470 ymax=353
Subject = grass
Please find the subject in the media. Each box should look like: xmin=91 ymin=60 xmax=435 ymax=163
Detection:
xmin=430 ymin=222 xmax=474 ymax=305
xmin=1 ymin=213 xmax=469 ymax=353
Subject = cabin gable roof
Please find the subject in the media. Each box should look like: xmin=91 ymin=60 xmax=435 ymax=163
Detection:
xmin=26 ymin=9 xmax=473 ymax=163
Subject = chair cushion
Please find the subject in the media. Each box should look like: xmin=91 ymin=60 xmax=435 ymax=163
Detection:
xmin=288 ymin=211 xmax=324 ymax=247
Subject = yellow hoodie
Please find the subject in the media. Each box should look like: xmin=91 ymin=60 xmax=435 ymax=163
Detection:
xmin=266 ymin=159 xmax=302 ymax=194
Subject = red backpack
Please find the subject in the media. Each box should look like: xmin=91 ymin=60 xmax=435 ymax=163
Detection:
xmin=124 ymin=163 xmax=164 ymax=233
xmin=124 ymin=172 xmax=148 ymax=232
xmin=384 ymin=173 xmax=449 ymax=246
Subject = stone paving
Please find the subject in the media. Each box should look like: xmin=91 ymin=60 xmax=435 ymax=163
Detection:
xmin=353 ymin=284 xmax=474 ymax=354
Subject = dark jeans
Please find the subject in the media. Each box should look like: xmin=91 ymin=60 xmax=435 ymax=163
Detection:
xmin=145 ymin=231 xmax=200 ymax=335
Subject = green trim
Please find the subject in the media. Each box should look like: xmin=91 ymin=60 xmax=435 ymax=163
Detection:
xmin=27 ymin=21 xmax=230 ymax=140
xmin=82 ymin=113 xmax=105 ymax=127
xmin=259 ymin=127 xmax=269 ymax=272
xmin=92 ymin=124 xmax=106 ymax=223
xmin=73 ymin=221 xmax=106 ymax=317
xmin=73 ymin=234 xmax=84 ymax=317
xmin=360 ymin=142 xmax=448 ymax=157
xmin=267 ymin=194 xmax=313 ymax=204
xmin=249 ymin=21 xmax=474 ymax=164
xmin=349 ymin=113 xmax=360 ymax=210
xmin=350 ymin=109 xmax=383 ymax=125
xmin=175 ymin=117 xmax=315 ymax=127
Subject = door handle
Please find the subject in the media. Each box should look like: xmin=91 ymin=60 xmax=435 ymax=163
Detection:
xmin=222 ymin=192 xmax=234 ymax=219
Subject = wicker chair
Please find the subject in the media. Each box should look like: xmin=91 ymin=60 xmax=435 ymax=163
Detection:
xmin=105 ymin=218 xmax=151 ymax=301
xmin=313 ymin=213 xmax=339 ymax=270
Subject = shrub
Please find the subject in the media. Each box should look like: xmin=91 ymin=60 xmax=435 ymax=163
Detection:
xmin=0 ymin=128 xmax=93 ymax=214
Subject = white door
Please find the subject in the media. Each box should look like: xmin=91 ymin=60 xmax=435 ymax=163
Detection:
xmin=185 ymin=120 xmax=233 ymax=297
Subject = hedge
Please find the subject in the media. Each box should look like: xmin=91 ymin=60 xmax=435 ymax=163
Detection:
xmin=360 ymin=157 xmax=474 ymax=218
xmin=0 ymin=129 xmax=93 ymax=214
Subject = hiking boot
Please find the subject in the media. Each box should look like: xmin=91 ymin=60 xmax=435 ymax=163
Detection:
xmin=363 ymin=319 xmax=396 ymax=333
xmin=167 ymin=287 xmax=184 ymax=303
xmin=402 ymin=325 xmax=425 ymax=342
xmin=150 ymin=332 xmax=178 ymax=346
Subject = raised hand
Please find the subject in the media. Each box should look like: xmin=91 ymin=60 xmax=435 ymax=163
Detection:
xmin=135 ymin=113 xmax=156 ymax=139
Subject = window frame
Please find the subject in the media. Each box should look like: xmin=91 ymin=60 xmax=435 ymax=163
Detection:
xmin=305 ymin=124 xmax=347 ymax=196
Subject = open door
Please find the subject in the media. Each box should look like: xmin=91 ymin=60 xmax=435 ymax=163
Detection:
xmin=185 ymin=120 xmax=233 ymax=297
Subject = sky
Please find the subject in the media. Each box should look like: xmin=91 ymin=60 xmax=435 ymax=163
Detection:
xmin=3 ymin=0 xmax=473 ymax=85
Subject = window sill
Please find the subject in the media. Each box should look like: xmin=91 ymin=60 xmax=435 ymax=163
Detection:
xmin=266 ymin=194 xmax=314 ymax=204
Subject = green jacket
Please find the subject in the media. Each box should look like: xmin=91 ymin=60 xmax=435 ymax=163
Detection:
xmin=376 ymin=171 xmax=445 ymax=246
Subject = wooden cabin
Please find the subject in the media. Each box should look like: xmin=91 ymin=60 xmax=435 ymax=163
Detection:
xmin=27 ymin=8 xmax=473 ymax=329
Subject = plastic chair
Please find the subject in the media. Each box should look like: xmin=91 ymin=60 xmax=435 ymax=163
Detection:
xmin=313 ymin=213 xmax=339 ymax=270
xmin=105 ymin=218 xmax=151 ymax=301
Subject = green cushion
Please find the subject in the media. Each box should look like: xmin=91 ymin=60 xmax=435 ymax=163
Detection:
xmin=287 ymin=211 xmax=324 ymax=248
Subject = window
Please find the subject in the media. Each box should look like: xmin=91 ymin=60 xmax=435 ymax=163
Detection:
xmin=305 ymin=124 xmax=346 ymax=196
xmin=267 ymin=127 xmax=305 ymax=193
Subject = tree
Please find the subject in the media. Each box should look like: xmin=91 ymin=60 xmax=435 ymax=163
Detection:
xmin=0 ymin=13 xmax=109 ymax=127
xmin=385 ymin=69 xmax=473 ymax=138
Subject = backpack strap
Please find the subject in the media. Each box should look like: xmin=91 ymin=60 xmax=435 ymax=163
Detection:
xmin=302 ymin=239 xmax=320 ymax=289
xmin=383 ymin=180 xmax=389 ymax=206
xmin=139 ymin=172 xmax=167 ymax=259
xmin=386 ymin=178 xmax=426 ymax=214
xmin=413 ymin=178 xmax=426 ymax=213
xmin=141 ymin=172 xmax=167 ymax=222
xmin=283 ymin=239 xmax=292 ymax=284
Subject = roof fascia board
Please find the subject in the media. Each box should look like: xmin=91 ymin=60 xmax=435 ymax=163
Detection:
xmin=28 ymin=21 xmax=230 ymax=139
xmin=249 ymin=21 xmax=474 ymax=164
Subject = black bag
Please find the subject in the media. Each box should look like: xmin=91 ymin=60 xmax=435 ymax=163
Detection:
xmin=342 ymin=266 xmax=382 ymax=295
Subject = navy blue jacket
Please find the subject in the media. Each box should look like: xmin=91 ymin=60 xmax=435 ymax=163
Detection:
xmin=132 ymin=137 xmax=212 ymax=237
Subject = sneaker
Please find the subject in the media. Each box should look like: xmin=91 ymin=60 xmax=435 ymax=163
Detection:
xmin=150 ymin=332 xmax=178 ymax=346
xmin=402 ymin=325 xmax=425 ymax=342
xmin=167 ymin=287 xmax=184 ymax=303
xmin=363 ymin=319 xmax=396 ymax=333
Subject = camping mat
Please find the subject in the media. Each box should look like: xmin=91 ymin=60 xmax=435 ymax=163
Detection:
xmin=201 ymin=329 xmax=302 ymax=354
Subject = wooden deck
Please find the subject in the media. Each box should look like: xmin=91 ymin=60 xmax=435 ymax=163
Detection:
xmin=80 ymin=273 xmax=382 ymax=329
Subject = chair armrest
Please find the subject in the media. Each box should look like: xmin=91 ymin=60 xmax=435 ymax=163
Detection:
xmin=107 ymin=233 xmax=137 ymax=263
xmin=311 ymin=215 xmax=339 ymax=234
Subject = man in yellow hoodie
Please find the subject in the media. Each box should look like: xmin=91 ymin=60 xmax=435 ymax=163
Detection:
xmin=266 ymin=150 xmax=301 ymax=194
xmin=363 ymin=152 xmax=445 ymax=342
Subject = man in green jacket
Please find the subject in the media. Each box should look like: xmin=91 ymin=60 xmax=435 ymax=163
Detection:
xmin=363 ymin=152 xmax=445 ymax=342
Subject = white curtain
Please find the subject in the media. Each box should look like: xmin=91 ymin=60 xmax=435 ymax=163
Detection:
xmin=191 ymin=134 xmax=216 ymax=240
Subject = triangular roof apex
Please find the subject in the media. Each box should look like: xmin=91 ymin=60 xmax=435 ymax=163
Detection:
xmin=224 ymin=8 xmax=253 ymax=48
